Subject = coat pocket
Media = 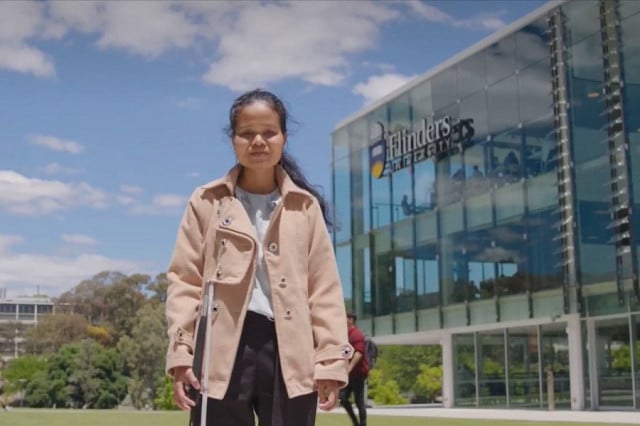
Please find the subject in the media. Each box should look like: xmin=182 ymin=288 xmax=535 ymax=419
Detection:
xmin=211 ymin=227 xmax=255 ymax=285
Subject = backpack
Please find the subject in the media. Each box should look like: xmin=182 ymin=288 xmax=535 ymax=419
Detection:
xmin=364 ymin=336 xmax=378 ymax=369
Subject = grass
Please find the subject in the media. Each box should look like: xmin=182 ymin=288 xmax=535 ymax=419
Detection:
xmin=0 ymin=409 xmax=632 ymax=426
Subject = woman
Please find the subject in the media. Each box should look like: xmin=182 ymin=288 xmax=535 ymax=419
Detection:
xmin=165 ymin=89 xmax=352 ymax=426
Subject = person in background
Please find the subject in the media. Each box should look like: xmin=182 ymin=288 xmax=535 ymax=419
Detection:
xmin=165 ymin=88 xmax=352 ymax=426
xmin=340 ymin=312 xmax=370 ymax=426
xmin=0 ymin=358 xmax=8 ymax=411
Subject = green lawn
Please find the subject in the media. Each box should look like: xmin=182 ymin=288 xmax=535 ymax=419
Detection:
xmin=0 ymin=409 xmax=631 ymax=426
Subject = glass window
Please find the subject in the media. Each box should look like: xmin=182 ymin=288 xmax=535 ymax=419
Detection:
xmin=460 ymin=90 xmax=488 ymax=142
xmin=508 ymin=326 xmax=541 ymax=407
xmin=516 ymin=17 xmax=550 ymax=70
xmin=454 ymin=333 xmax=477 ymax=406
xmin=594 ymin=317 xmax=634 ymax=408
xmin=410 ymin=80 xmax=433 ymax=122
xmin=352 ymin=143 xmax=370 ymax=234
xmin=563 ymin=0 xmax=601 ymax=47
xmin=373 ymin=230 xmax=393 ymax=315
xmin=441 ymin=231 xmax=468 ymax=304
xmin=467 ymin=228 xmax=496 ymax=301
xmin=354 ymin=246 xmax=372 ymax=318
xmin=540 ymin=323 xmax=571 ymax=409
xmin=526 ymin=210 xmax=562 ymax=292
xmin=491 ymin=221 xmax=526 ymax=296
xmin=394 ymin=218 xmax=416 ymax=314
xmin=464 ymin=142 xmax=491 ymax=199
xmin=389 ymin=94 xmax=412 ymax=223
xmin=486 ymin=34 xmax=516 ymax=86
xmin=478 ymin=331 xmax=506 ymax=407
xmin=488 ymin=74 xmax=519 ymax=136
xmin=489 ymin=126 xmax=523 ymax=188
xmin=518 ymin=58 xmax=553 ymax=125
xmin=369 ymin=108 xmax=392 ymax=229
xmin=416 ymin=241 xmax=439 ymax=309
xmin=334 ymin=155 xmax=351 ymax=243
xmin=620 ymin=0 xmax=640 ymax=19
xmin=523 ymin=115 xmax=555 ymax=179
xmin=333 ymin=127 xmax=349 ymax=161
xmin=458 ymin=51 xmax=486 ymax=98
xmin=432 ymin=67 xmax=458 ymax=111
xmin=337 ymin=244 xmax=352 ymax=310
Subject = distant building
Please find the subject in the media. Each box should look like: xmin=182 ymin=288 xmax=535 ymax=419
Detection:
xmin=0 ymin=293 xmax=54 ymax=358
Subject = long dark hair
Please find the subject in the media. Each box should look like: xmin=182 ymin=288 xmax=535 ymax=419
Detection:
xmin=226 ymin=88 xmax=333 ymax=229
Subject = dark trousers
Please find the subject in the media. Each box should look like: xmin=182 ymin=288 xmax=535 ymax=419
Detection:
xmin=190 ymin=311 xmax=317 ymax=426
xmin=339 ymin=375 xmax=366 ymax=426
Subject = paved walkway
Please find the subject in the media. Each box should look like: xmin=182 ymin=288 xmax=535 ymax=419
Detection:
xmin=325 ymin=405 xmax=640 ymax=424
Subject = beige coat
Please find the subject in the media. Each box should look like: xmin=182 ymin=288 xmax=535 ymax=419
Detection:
xmin=165 ymin=165 xmax=352 ymax=399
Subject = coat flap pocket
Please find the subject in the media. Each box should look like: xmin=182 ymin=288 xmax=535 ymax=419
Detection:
xmin=212 ymin=227 xmax=255 ymax=285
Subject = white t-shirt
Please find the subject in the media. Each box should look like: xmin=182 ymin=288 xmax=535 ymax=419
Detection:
xmin=234 ymin=186 xmax=281 ymax=319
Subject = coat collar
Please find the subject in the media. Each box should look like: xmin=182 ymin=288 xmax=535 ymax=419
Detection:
xmin=200 ymin=164 xmax=313 ymax=201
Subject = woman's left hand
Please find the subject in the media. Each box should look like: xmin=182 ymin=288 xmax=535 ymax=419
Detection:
xmin=316 ymin=379 xmax=340 ymax=411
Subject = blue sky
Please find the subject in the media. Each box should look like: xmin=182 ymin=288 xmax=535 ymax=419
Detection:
xmin=0 ymin=0 xmax=547 ymax=299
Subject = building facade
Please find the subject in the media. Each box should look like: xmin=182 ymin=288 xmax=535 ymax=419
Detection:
xmin=0 ymin=295 xmax=54 ymax=358
xmin=332 ymin=0 xmax=640 ymax=410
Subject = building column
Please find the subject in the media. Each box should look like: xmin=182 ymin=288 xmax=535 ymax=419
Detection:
xmin=566 ymin=314 xmax=584 ymax=410
xmin=441 ymin=333 xmax=454 ymax=408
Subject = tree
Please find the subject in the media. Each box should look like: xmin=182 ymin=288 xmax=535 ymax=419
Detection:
xmin=1 ymin=355 xmax=48 ymax=395
xmin=22 ymin=341 xmax=127 ymax=408
xmin=103 ymin=274 xmax=149 ymax=340
xmin=414 ymin=364 xmax=442 ymax=402
xmin=117 ymin=303 xmax=168 ymax=409
xmin=23 ymin=313 xmax=89 ymax=354
xmin=147 ymin=273 xmax=169 ymax=305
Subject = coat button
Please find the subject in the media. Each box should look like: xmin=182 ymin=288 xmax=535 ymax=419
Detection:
xmin=268 ymin=242 xmax=278 ymax=253
xmin=278 ymin=277 xmax=286 ymax=288
xmin=285 ymin=309 xmax=292 ymax=318
xmin=222 ymin=217 xmax=232 ymax=226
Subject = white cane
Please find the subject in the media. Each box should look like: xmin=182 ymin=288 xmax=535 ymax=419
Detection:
xmin=199 ymin=280 xmax=215 ymax=426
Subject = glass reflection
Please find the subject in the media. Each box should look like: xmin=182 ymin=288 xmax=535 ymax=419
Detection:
xmin=515 ymin=17 xmax=550 ymax=70
xmin=562 ymin=0 xmax=600 ymax=47
xmin=337 ymin=244 xmax=352 ymax=309
xmin=595 ymin=318 xmax=634 ymax=407
xmin=486 ymin=34 xmax=516 ymax=86
xmin=334 ymin=155 xmax=351 ymax=243
xmin=369 ymin=108 xmax=392 ymax=229
xmin=454 ymin=334 xmax=477 ymax=406
xmin=478 ymin=331 xmax=506 ymax=407
xmin=373 ymin=231 xmax=393 ymax=316
xmin=508 ymin=326 xmax=541 ymax=407
xmin=487 ymin=74 xmax=519 ymax=136
xmin=541 ymin=323 xmax=571 ymax=409
xmin=458 ymin=51 xmax=486 ymax=99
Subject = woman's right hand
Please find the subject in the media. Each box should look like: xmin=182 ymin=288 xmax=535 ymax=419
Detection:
xmin=172 ymin=366 xmax=200 ymax=411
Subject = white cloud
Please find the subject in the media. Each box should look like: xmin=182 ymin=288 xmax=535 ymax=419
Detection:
xmin=202 ymin=1 xmax=398 ymax=91
xmin=0 ymin=1 xmax=56 ymax=77
xmin=186 ymin=171 xmax=200 ymax=178
xmin=61 ymin=233 xmax=97 ymax=245
xmin=41 ymin=162 xmax=84 ymax=175
xmin=120 ymin=184 xmax=143 ymax=194
xmin=353 ymin=73 xmax=417 ymax=105
xmin=0 ymin=247 xmax=143 ymax=298
xmin=28 ymin=134 xmax=84 ymax=154
xmin=130 ymin=193 xmax=187 ymax=215
xmin=0 ymin=170 xmax=107 ymax=215
xmin=0 ymin=234 xmax=24 ymax=253
xmin=406 ymin=1 xmax=507 ymax=31
xmin=0 ymin=43 xmax=55 ymax=78
xmin=0 ymin=0 xmax=507 ymax=90
xmin=96 ymin=2 xmax=198 ymax=57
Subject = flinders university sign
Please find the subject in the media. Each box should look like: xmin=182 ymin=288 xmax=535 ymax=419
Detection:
xmin=370 ymin=116 xmax=475 ymax=178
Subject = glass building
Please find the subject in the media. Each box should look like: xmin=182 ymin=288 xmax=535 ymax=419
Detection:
xmin=332 ymin=0 xmax=640 ymax=410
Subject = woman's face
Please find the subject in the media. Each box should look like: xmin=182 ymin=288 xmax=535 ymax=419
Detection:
xmin=232 ymin=101 xmax=286 ymax=171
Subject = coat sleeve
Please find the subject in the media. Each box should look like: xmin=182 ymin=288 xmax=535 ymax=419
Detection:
xmin=165 ymin=191 xmax=207 ymax=376
xmin=306 ymin=198 xmax=352 ymax=386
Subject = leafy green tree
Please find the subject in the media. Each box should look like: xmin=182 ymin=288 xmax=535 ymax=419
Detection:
xmin=367 ymin=369 xmax=407 ymax=405
xmin=375 ymin=345 xmax=441 ymax=393
xmin=118 ymin=303 xmax=168 ymax=409
xmin=1 ymin=355 xmax=48 ymax=395
xmin=154 ymin=375 xmax=178 ymax=410
xmin=147 ymin=273 xmax=169 ymax=305
xmin=414 ymin=364 xmax=442 ymax=402
xmin=22 ymin=341 xmax=127 ymax=408
xmin=103 ymin=274 xmax=149 ymax=340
